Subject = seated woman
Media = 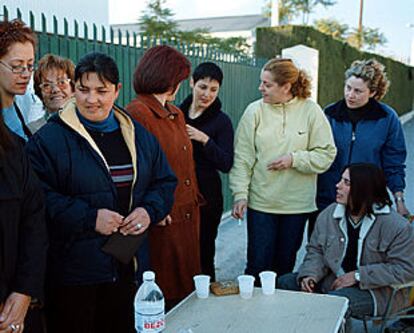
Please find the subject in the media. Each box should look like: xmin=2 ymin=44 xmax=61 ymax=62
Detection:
xmin=278 ymin=163 xmax=414 ymax=330
xmin=26 ymin=52 xmax=177 ymax=333
xmin=34 ymin=54 xmax=75 ymax=118
xmin=179 ymin=62 xmax=234 ymax=281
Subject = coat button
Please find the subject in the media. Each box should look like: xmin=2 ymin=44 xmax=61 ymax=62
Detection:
xmin=340 ymin=237 xmax=345 ymax=243
xmin=183 ymin=145 xmax=187 ymax=151
xmin=169 ymin=114 xmax=175 ymax=120
xmin=185 ymin=213 xmax=191 ymax=219
xmin=184 ymin=179 xmax=191 ymax=186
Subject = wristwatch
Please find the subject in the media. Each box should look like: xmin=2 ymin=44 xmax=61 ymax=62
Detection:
xmin=354 ymin=270 xmax=360 ymax=282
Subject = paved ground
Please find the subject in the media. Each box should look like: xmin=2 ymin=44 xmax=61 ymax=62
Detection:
xmin=214 ymin=117 xmax=414 ymax=332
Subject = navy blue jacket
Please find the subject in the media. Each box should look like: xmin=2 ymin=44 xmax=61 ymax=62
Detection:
xmin=180 ymin=95 xmax=234 ymax=201
xmin=26 ymin=103 xmax=177 ymax=286
xmin=317 ymin=99 xmax=406 ymax=209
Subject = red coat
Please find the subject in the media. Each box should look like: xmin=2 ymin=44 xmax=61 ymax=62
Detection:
xmin=126 ymin=94 xmax=201 ymax=300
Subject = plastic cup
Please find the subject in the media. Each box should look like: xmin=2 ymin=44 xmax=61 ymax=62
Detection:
xmin=259 ymin=271 xmax=277 ymax=295
xmin=193 ymin=275 xmax=210 ymax=299
xmin=237 ymin=275 xmax=255 ymax=299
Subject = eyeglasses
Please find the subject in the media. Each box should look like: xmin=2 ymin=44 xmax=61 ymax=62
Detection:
xmin=39 ymin=78 xmax=71 ymax=93
xmin=0 ymin=60 xmax=35 ymax=74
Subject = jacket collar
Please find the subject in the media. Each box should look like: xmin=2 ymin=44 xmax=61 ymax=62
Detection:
xmin=333 ymin=203 xmax=391 ymax=219
xmin=325 ymin=98 xmax=388 ymax=122
xmin=58 ymin=99 xmax=137 ymax=187
xmin=266 ymin=96 xmax=299 ymax=108
xmin=136 ymin=94 xmax=179 ymax=119
xmin=180 ymin=94 xmax=222 ymax=124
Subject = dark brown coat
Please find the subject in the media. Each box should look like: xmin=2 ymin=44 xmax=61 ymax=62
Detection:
xmin=126 ymin=94 xmax=201 ymax=300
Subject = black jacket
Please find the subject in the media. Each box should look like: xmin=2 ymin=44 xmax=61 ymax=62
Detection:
xmin=180 ymin=95 xmax=234 ymax=201
xmin=26 ymin=103 xmax=177 ymax=286
xmin=0 ymin=134 xmax=47 ymax=303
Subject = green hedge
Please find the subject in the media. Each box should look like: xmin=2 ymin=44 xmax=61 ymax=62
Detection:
xmin=256 ymin=25 xmax=414 ymax=114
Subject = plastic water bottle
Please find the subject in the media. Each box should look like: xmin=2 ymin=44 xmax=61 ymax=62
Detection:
xmin=135 ymin=271 xmax=165 ymax=333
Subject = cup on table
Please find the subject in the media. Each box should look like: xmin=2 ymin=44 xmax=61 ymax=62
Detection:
xmin=237 ymin=275 xmax=255 ymax=299
xmin=193 ymin=275 xmax=210 ymax=299
xmin=259 ymin=271 xmax=277 ymax=295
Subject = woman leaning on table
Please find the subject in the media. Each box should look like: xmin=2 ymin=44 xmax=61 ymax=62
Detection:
xmin=26 ymin=52 xmax=177 ymax=333
xmin=230 ymin=58 xmax=336 ymax=280
xmin=126 ymin=45 xmax=201 ymax=308
xmin=311 ymin=59 xmax=410 ymax=238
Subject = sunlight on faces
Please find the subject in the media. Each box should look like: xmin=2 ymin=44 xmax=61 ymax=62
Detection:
xmin=344 ymin=76 xmax=375 ymax=109
xmin=336 ymin=169 xmax=351 ymax=205
xmin=0 ymin=42 xmax=34 ymax=102
xmin=259 ymin=70 xmax=291 ymax=104
xmin=190 ymin=77 xmax=220 ymax=111
xmin=40 ymin=69 xmax=74 ymax=113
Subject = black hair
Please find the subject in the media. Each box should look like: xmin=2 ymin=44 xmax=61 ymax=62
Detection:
xmin=192 ymin=62 xmax=223 ymax=86
xmin=75 ymin=52 xmax=119 ymax=87
xmin=345 ymin=163 xmax=391 ymax=216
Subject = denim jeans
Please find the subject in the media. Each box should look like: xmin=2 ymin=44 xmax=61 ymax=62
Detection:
xmin=278 ymin=272 xmax=374 ymax=319
xmin=245 ymin=209 xmax=308 ymax=280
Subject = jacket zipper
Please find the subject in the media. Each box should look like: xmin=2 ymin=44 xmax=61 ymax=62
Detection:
xmin=282 ymin=105 xmax=286 ymax=135
xmin=347 ymin=124 xmax=357 ymax=163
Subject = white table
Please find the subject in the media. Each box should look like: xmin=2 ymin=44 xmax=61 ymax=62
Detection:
xmin=165 ymin=288 xmax=348 ymax=333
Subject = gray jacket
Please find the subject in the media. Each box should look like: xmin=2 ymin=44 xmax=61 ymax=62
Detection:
xmin=298 ymin=203 xmax=414 ymax=316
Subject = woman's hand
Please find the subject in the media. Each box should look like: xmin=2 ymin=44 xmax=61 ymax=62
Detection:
xmin=331 ymin=271 xmax=357 ymax=290
xmin=95 ymin=209 xmax=124 ymax=235
xmin=186 ymin=125 xmax=209 ymax=145
xmin=120 ymin=207 xmax=151 ymax=235
xmin=300 ymin=277 xmax=317 ymax=293
xmin=157 ymin=215 xmax=172 ymax=227
xmin=0 ymin=292 xmax=31 ymax=333
xmin=232 ymin=199 xmax=247 ymax=220
xmin=267 ymin=154 xmax=293 ymax=171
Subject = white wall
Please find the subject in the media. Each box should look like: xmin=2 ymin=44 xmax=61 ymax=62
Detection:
xmin=1 ymin=0 xmax=109 ymax=38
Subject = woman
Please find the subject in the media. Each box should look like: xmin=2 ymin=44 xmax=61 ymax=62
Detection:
xmin=179 ymin=62 xmax=234 ymax=281
xmin=314 ymin=59 xmax=409 ymax=237
xmin=126 ymin=45 xmax=201 ymax=307
xmin=33 ymin=54 xmax=75 ymax=118
xmin=26 ymin=52 xmax=177 ymax=333
xmin=230 ymin=58 xmax=336 ymax=280
xmin=0 ymin=19 xmax=37 ymax=140
xmin=0 ymin=96 xmax=47 ymax=333
xmin=279 ymin=164 xmax=414 ymax=331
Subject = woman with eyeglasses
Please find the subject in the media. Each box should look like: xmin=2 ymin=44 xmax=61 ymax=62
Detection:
xmin=0 ymin=19 xmax=37 ymax=141
xmin=34 ymin=54 xmax=75 ymax=119
xmin=229 ymin=58 xmax=336 ymax=281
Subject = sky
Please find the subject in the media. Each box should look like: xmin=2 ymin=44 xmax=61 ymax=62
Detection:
xmin=108 ymin=0 xmax=414 ymax=63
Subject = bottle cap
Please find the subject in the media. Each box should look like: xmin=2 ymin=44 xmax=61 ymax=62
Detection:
xmin=143 ymin=271 xmax=155 ymax=281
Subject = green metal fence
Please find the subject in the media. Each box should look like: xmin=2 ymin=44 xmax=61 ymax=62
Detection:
xmin=2 ymin=5 xmax=266 ymax=212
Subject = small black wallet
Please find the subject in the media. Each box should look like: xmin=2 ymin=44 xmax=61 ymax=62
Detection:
xmin=101 ymin=231 xmax=147 ymax=264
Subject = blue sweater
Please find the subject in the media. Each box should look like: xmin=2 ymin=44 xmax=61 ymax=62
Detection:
xmin=317 ymin=98 xmax=406 ymax=209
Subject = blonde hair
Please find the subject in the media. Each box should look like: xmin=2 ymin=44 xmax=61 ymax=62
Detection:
xmin=263 ymin=58 xmax=312 ymax=99
xmin=345 ymin=59 xmax=389 ymax=101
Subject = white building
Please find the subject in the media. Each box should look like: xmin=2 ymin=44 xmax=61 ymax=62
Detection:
xmin=1 ymin=0 xmax=109 ymax=37
xmin=111 ymin=14 xmax=271 ymax=50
